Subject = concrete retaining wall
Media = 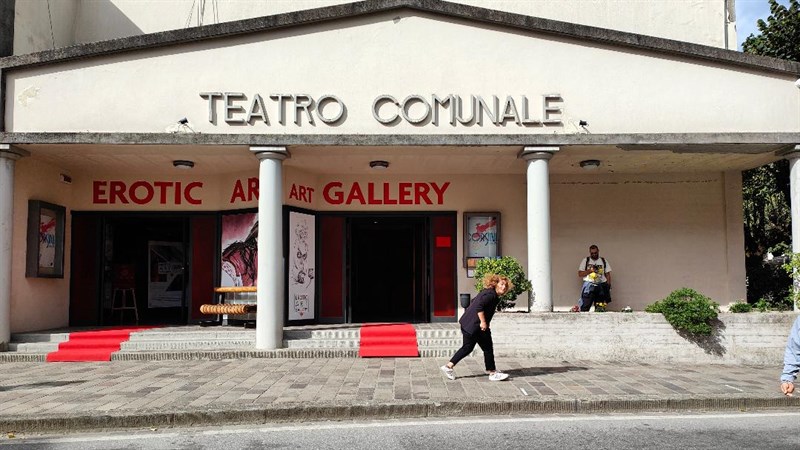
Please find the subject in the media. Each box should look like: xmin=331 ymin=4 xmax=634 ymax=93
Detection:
xmin=489 ymin=312 xmax=798 ymax=365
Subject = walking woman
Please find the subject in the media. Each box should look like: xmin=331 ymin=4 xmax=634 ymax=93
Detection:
xmin=441 ymin=273 xmax=512 ymax=381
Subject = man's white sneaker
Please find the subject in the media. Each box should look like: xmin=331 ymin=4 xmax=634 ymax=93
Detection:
xmin=488 ymin=371 xmax=509 ymax=381
xmin=440 ymin=365 xmax=456 ymax=380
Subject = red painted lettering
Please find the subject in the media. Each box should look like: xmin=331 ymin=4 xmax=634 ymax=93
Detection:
xmin=367 ymin=182 xmax=381 ymax=205
xmin=185 ymin=182 xmax=202 ymax=205
xmin=383 ymin=183 xmax=397 ymax=205
xmin=230 ymin=180 xmax=246 ymax=203
xmin=306 ymin=187 xmax=314 ymax=202
xmin=415 ymin=183 xmax=432 ymax=204
xmin=174 ymin=182 xmax=182 ymax=205
xmin=346 ymin=183 xmax=365 ymax=204
xmin=298 ymin=186 xmax=309 ymax=203
xmin=93 ymin=181 xmax=108 ymax=204
xmin=323 ymin=182 xmax=343 ymax=204
xmin=110 ymin=181 xmax=129 ymax=204
xmin=129 ymin=181 xmax=154 ymax=205
xmin=398 ymin=182 xmax=413 ymax=205
xmin=430 ymin=182 xmax=450 ymax=205
xmin=154 ymin=181 xmax=171 ymax=204
xmin=247 ymin=177 xmax=259 ymax=201
xmin=289 ymin=184 xmax=299 ymax=200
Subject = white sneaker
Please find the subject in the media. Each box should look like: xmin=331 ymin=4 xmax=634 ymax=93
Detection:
xmin=488 ymin=371 xmax=509 ymax=381
xmin=440 ymin=365 xmax=456 ymax=380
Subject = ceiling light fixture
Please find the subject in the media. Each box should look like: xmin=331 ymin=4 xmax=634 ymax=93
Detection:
xmin=173 ymin=160 xmax=195 ymax=169
xmin=579 ymin=159 xmax=601 ymax=170
xmin=369 ymin=160 xmax=389 ymax=170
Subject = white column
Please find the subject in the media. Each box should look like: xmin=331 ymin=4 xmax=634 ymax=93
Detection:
xmin=787 ymin=146 xmax=800 ymax=312
xmin=0 ymin=144 xmax=29 ymax=351
xmin=251 ymin=146 xmax=289 ymax=349
xmin=520 ymin=146 xmax=558 ymax=312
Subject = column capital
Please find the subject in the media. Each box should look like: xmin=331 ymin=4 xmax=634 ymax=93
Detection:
xmin=0 ymin=144 xmax=30 ymax=160
xmin=251 ymin=146 xmax=289 ymax=161
xmin=783 ymin=145 xmax=800 ymax=160
xmin=519 ymin=146 xmax=559 ymax=161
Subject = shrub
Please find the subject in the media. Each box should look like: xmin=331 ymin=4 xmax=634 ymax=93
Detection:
xmin=754 ymin=298 xmax=771 ymax=312
xmin=728 ymin=302 xmax=753 ymax=313
xmin=473 ymin=256 xmax=532 ymax=310
xmin=645 ymin=288 xmax=719 ymax=335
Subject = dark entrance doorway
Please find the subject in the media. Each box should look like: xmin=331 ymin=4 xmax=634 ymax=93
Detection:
xmin=348 ymin=216 xmax=428 ymax=323
xmin=101 ymin=216 xmax=189 ymax=325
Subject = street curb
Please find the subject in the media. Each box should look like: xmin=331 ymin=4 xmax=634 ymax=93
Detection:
xmin=2 ymin=396 xmax=798 ymax=434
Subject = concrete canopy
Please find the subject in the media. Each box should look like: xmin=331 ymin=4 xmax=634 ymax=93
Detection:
xmin=0 ymin=0 xmax=798 ymax=174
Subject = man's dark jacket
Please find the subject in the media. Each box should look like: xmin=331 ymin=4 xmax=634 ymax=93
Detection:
xmin=459 ymin=287 xmax=500 ymax=335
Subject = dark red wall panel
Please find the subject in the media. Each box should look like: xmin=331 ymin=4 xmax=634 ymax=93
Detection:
xmin=69 ymin=215 xmax=99 ymax=326
xmin=320 ymin=216 xmax=344 ymax=319
xmin=432 ymin=214 xmax=456 ymax=318
xmin=190 ymin=216 xmax=216 ymax=321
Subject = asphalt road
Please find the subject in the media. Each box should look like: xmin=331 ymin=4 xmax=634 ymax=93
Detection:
xmin=2 ymin=411 xmax=799 ymax=449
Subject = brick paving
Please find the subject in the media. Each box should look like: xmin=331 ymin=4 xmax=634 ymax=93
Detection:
xmin=0 ymin=356 xmax=796 ymax=433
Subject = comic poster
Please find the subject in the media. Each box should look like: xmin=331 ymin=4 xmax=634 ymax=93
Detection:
xmin=221 ymin=212 xmax=258 ymax=287
xmin=288 ymin=211 xmax=315 ymax=321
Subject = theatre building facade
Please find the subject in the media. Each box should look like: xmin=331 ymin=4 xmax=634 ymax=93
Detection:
xmin=1 ymin=0 xmax=799 ymax=349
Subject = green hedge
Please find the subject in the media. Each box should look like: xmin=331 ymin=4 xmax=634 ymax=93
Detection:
xmin=645 ymin=288 xmax=719 ymax=335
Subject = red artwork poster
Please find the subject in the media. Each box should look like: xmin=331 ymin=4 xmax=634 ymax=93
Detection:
xmin=220 ymin=212 xmax=258 ymax=287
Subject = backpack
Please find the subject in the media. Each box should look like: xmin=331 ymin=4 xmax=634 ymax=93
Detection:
xmin=584 ymin=257 xmax=607 ymax=271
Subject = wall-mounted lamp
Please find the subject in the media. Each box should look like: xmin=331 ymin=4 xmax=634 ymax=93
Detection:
xmin=369 ymin=160 xmax=389 ymax=170
xmin=579 ymin=159 xmax=601 ymax=170
xmin=173 ymin=160 xmax=195 ymax=169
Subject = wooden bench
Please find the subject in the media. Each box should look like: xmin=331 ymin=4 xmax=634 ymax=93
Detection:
xmin=199 ymin=286 xmax=257 ymax=327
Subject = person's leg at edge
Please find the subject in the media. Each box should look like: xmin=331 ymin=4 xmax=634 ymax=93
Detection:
xmin=447 ymin=330 xmax=478 ymax=369
xmin=580 ymin=282 xmax=594 ymax=312
xmin=476 ymin=330 xmax=497 ymax=373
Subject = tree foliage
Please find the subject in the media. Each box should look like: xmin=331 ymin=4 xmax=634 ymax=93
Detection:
xmin=740 ymin=0 xmax=799 ymax=303
xmin=742 ymin=0 xmax=800 ymax=60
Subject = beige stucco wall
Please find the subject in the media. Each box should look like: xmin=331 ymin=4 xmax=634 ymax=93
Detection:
xmin=6 ymin=11 xmax=797 ymax=136
xmin=551 ymin=171 xmax=746 ymax=310
xmin=10 ymin=158 xmax=73 ymax=332
xmin=9 ymin=157 xmax=745 ymax=330
xmin=13 ymin=0 xmax=733 ymax=55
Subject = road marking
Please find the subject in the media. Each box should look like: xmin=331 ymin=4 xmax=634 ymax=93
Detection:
xmin=9 ymin=411 xmax=800 ymax=444
xmin=725 ymin=384 xmax=744 ymax=392
xmin=520 ymin=388 xmax=529 ymax=396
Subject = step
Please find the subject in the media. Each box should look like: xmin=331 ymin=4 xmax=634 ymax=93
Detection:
xmin=8 ymin=342 xmax=60 ymax=353
xmin=10 ymin=333 xmax=70 ymax=343
xmin=126 ymin=331 xmax=255 ymax=341
xmin=120 ymin=339 xmax=256 ymax=351
xmin=283 ymin=339 xmax=359 ymax=349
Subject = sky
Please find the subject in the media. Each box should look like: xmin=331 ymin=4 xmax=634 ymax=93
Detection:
xmin=736 ymin=0 xmax=790 ymax=50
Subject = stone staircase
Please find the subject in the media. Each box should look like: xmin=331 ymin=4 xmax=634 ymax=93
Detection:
xmin=6 ymin=312 xmax=791 ymax=364
xmin=0 ymin=324 xmax=471 ymax=361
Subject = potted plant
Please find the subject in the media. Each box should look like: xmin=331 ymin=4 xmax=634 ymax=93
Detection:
xmin=473 ymin=256 xmax=532 ymax=310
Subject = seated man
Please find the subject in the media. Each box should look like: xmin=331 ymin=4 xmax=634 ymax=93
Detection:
xmin=576 ymin=244 xmax=612 ymax=312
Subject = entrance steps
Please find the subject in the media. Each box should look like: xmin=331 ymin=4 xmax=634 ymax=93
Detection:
xmin=5 ymin=312 xmax=790 ymax=364
xmin=0 ymin=324 xmax=473 ymax=361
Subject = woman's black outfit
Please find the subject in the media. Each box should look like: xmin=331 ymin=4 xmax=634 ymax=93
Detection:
xmin=449 ymin=287 xmax=499 ymax=371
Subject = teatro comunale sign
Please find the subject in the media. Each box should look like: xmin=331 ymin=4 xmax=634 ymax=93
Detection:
xmin=92 ymin=179 xmax=451 ymax=206
xmin=200 ymin=92 xmax=563 ymax=127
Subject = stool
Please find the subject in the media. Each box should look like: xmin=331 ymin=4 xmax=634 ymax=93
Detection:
xmin=111 ymin=287 xmax=139 ymax=324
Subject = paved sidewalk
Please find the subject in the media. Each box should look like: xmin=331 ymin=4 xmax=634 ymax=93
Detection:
xmin=0 ymin=357 xmax=796 ymax=434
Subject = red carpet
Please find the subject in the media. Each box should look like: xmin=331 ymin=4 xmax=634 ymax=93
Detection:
xmin=359 ymin=324 xmax=419 ymax=357
xmin=46 ymin=326 xmax=156 ymax=362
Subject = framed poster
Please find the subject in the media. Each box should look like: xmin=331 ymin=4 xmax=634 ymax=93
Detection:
xmin=220 ymin=211 xmax=258 ymax=287
xmin=287 ymin=210 xmax=316 ymax=321
xmin=463 ymin=212 xmax=500 ymax=268
xmin=26 ymin=200 xmax=66 ymax=278
xmin=147 ymin=241 xmax=184 ymax=308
